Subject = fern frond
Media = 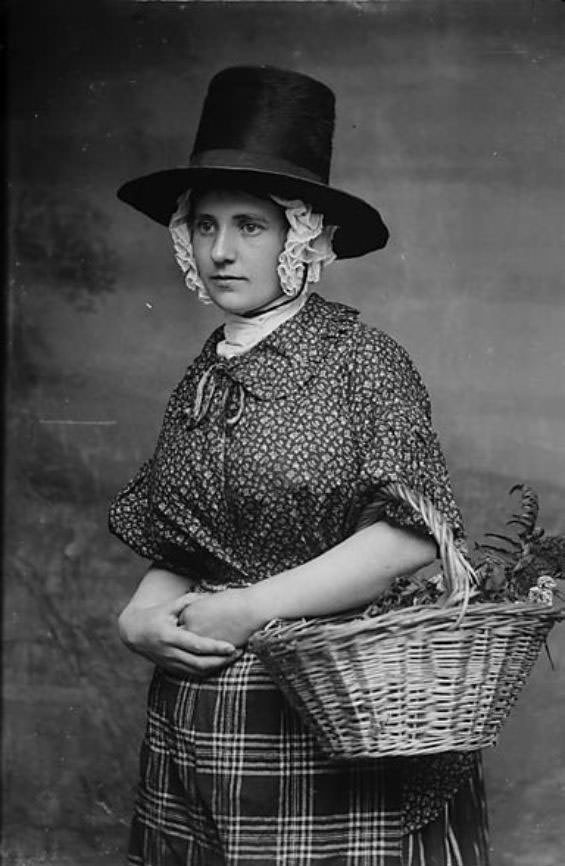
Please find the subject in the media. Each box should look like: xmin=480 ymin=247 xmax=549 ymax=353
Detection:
xmin=478 ymin=543 xmax=516 ymax=558
xmin=483 ymin=532 xmax=522 ymax=550
xmin=508 ymin=484 xmax=539 ymax=538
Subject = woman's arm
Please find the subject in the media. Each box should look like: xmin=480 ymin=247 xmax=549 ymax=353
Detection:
xmin=122 ymin=564 xmax=195 ymax=607
xmin=118 ymin=566 xmax=241 ymax=674
xmin=250 ymin=520 xmax=435 ymax=620
xmin=179 ymin=521 xmax=436 ymax=646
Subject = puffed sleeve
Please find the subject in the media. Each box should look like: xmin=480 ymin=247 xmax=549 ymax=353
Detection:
xmin=108 ymin=374 xmax=197 ymax=573
xmin=349 ymin=325 xmax=464 ymax=542
xmin=108 ymin=458 xmax=160 ymax=560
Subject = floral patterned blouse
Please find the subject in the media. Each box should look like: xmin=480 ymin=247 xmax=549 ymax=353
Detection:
xmin=109 ymin=292 xmax=463 ymax=583
xmin=109 ymin=291 xmax=474 ymax=831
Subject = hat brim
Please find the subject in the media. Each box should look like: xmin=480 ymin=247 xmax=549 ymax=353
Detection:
xmin=117 ymin=167 xmax=388 ymax=259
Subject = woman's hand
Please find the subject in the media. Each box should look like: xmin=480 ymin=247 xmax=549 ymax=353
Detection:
xmin=178 ymin=588 xmax=266 ymax=648
xmin=118 ymin=593 xmax=241 ymax=676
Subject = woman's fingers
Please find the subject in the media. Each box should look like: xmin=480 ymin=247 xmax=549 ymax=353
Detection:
xmin=118 ymin=597 xmax=239 ymax=674
xmin=175 ymin=648 xmax=242 ymax=674
xmin=143 ymin=646 xmax=242 ymax=676
xmin=168 ymin=624 xmax=236 ymax=656
xmin=162 ymin=624 xmax=243 ymax=673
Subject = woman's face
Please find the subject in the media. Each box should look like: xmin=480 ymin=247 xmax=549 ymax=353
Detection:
xmin=191 ymin=189 xmax=287 ymax=315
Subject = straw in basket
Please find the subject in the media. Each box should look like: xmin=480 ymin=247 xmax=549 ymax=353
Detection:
xmin=249 ymin=482 xmax=564 ymax=759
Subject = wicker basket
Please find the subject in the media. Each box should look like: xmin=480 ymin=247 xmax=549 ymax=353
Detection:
xmin=249 ymin=482 xmax=564 ymax=759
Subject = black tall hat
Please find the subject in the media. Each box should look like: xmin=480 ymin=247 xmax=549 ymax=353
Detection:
xmin=117 ymin=66 xmax=389 ymax=259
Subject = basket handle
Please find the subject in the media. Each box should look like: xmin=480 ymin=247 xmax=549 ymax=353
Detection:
xmin=356 ymin=482 xmax=478 ymax=620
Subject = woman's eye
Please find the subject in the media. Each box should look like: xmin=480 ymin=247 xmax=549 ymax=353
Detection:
xmin=241 ymin=222 xmax=262 ymax=236
xmin=195 ymin=219 xmax=215 ymax=235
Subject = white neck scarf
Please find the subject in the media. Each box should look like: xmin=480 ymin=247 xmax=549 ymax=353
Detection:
xmin=217 ymin=292 xmax=308 ymax=359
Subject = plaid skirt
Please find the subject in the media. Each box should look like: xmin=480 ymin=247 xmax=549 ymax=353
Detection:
xmin=128 ymin=655 xmax=489 ymax=866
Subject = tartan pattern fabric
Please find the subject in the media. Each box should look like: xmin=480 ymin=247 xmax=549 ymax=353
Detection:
xmin=129 ymin=658 xmax=404 ymax=866
xmin=129 ymin=660 xmax=489 ymax=866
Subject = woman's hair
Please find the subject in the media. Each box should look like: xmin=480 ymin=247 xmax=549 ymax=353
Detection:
xmin=169 ymin=186 xmax=337 ymax=303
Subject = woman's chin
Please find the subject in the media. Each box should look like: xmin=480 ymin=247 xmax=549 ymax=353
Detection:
xmin=209 ymin=295 xmax=254 ymax=316
xmin=207 ymin=287 xmax=284 ymax=317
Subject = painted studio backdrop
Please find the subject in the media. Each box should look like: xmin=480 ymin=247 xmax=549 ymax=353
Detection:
xmin=5 ymin=2 xmax=565 ymax=864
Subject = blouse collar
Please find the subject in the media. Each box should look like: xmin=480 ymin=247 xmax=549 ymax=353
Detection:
xmin=217 ymin=291 xmax=310 ymax=359
xmin=194 ymin=293 xmax=360 ymax=401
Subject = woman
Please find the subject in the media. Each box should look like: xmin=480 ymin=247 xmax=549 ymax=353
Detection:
xmin=110 ymin=66 xmax=489 ymax=866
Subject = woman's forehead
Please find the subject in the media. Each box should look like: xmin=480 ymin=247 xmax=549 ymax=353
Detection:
xmin=192 ymin=188 xmax=283 ymax=218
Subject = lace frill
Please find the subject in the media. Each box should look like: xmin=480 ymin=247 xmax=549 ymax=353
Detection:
xmin=169 ymin=191 xmax=209 ymax=302
xmin=271 ymin=196 xmax=337 ymax=296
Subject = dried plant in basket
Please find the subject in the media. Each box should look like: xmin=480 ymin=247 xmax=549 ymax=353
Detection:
xmin=369 ymin=484 xmax=565 ymax=617
xmin=471 ymin=484 xmax=565 ymax=604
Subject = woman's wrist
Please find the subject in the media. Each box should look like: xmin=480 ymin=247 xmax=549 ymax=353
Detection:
xmin=243 ymin=579 xmax=287 ymax=627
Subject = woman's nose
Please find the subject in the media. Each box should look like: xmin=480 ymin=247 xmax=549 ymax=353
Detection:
xmin=211 ymin=227 xmax=236 ymax=264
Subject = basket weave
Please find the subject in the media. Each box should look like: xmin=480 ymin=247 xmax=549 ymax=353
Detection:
xmin=249 ymin=483 xmax=564 ymax=759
